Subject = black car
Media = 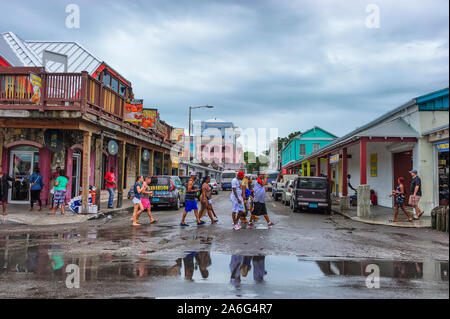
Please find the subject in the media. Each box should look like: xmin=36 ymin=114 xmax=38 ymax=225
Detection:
xmin=290 ymin=177 xmax=331 ymax=214
xmin=149 ymin=176 xmax=182 ymax=210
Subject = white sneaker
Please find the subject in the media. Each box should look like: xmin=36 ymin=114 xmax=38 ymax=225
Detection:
xmin=233 ymin=224 xmax=241 ymax=230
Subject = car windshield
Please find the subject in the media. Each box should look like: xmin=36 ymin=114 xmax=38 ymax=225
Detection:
xmin=180 ymin=177 xmax=190 ymax=184
xmin=210 ymin=179 xmax=217 ymax=183
xmin=149 ymin=177 xmax=170 ymax=186
xmin=172 ymin=177 xmax=182 ymax=186
xmin=297 ymin=178 xmax=327 ymax=190
xmin=222 ymin=173 xmax=236 ymax=178
xmin=266 ymin=173 xmax=278 ymax=182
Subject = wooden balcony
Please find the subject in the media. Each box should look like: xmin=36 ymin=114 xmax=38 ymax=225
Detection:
xmin=0 ymin=67 xmax=173 ymax=145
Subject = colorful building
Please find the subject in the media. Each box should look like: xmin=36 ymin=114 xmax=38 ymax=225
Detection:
xmin=281 ymin=127 xmax=337 ymax=175
xmin=0 ymin=32 xmax=181 ymax=212
xmin=298 ymin=87 xmax=449 ymax=215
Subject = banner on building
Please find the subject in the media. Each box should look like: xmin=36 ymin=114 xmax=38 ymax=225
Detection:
xmin=157 ymin=121 xmax=169 ymax=140
xmin=124 ymin=99 xmax=144 ymax=123
xmin=139 ymin=108 xmax=158 ymax=129
xmin=330 ymin=154 xmax=340 ymax=164
xmin=436 ymin=141 xmax=449 ymax=153
xmin=29 ymin=73 xmax=41 ymax=104
xmin=171 ymin=128 xmax=185 ymax=142
xmin=172 ymin=156 xmax=179 ymax=169
xmin=370 ymin=153 xmax=378 ymax=177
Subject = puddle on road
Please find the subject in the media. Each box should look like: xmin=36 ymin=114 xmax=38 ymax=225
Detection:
xmin=0 ymin=241 xmax=448 ymax=298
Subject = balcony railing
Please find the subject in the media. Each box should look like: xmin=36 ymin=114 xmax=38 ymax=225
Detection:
xmin=0 ymin=67 xmax=173 ymax=145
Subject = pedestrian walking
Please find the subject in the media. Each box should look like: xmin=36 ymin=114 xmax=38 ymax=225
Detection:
xmin=231 ymin=171 xmax=245 ymax=230
xmin=180 ymin=172 xmax=204 ymax=227
xmin=104 ymin=167 xmax=116 ymax=209
xmin=249 ymin=173 xmax=274 ymax=228
xmin=29 ymin=168 xmax=44 ymax=212
xmin=389 ymin=177 xmax=413 ymax=222
xmin=408 ymin=170 xmax=424 ymax=220
xmin=49 ymin=166 xmax=61 ymax=209
xmin=140 ymin=176 xmax=157 ymax=224
xmin=50 ymin=169 xmax=68 ymax=215
xmin=0 ymin=165 xmax=20 ymax=216
xmin=131 ymin=175 xmax=144 ymax=226
xmin=199 ymin=176 xmax=217 ymax=223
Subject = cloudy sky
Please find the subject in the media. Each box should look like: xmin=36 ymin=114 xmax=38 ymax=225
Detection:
xmin=2 ymin=0 xmax=448 ymax=142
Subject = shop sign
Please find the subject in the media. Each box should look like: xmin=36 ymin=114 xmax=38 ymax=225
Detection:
xmin=436 ymin=141 xmax=449 ymax=153
xmin=44 ymin=129 xmax=62 ymax=152
xmin=124 ymin=99 xmax=144 ymax=123
xmin=108 ymin=140 xmax=118 ymax=155
xmin=140 ymin=108 xmax=158 ymax=129
xmin=370 ymin=153 xmax=378 ymax=177
xmin=30 ymin=73 xmax=41 ymax=104
xmin=330 ymin=154 xmax=340 ymax=163
xmin=142 ymin=149 xmax=150 ymax=161
xmin=171 ymin=128 xmax=185 ymax=142
xmin=172 ymin=156 xmax=179 ymax=169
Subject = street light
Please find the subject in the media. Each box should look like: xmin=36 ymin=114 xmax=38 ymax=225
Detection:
xmin=188 ymin=105 xmax=214 ymax=163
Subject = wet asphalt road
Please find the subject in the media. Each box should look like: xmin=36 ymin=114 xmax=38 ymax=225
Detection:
xmin=0 ymin=191 xmax=448 ymax=298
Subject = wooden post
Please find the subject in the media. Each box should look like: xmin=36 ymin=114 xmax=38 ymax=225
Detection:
xmin=167 ymin=155 xmax=172 ymax=175
xmin=301 ymin=162 xmax=304 ymax=176
xmin=94 ymin=135 xmax=103 ymax=208
xmin=82 ymin=131 xmax=92 ymax=214
xmin=316 ymin=158 xmax=321 ymax=177
xmin=161 ymin=151 xmax=165 ymax=175
xmin=307 ymin=161 xmax=311 ymax=177
xmin=80 ymin=71 xmax=89 ymax=114
xmin=342 ymin=147 xmax=348 ymax=196
xmin=327 ymin=154 xmax=331 ymax=182
xmin=150 ymin=149 xmax=154 ymax=176
xmin=0 ymin=129 xmax=3 ymax=168
xmin=116 ymin=141 xmax=126 ymax=208
xmin=136 ymin=146 xmax=142 ymax=177
xmin=360 ymin=138 xmax=367 ymax=185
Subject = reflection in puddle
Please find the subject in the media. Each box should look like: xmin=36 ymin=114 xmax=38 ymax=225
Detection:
xmin=0 ymin=233 xmax=448 ymax=298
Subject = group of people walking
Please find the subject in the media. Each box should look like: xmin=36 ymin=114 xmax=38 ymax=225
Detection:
xmin=0 ymin=164 xmax=69 ymax=216
xmin=230 ymin=171 xmax=274 ymax=230
xmin=390 ymin=169 xmax=424 ymax=222
xmin=180 ymin=172 xmax=217 ymax=226
xmin=131 ymin=175 xmax=158 ymax=226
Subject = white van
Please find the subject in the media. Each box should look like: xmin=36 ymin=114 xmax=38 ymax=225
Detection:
xmin=221 ymin=170 xmax=237 ymax=190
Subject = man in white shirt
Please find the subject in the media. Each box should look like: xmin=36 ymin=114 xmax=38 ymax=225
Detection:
xmin=230 ymin=171 xmax=245 ymax=230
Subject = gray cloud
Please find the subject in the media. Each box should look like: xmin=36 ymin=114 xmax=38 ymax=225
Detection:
xmin=1 ymin=0 xmax=448 ymax=139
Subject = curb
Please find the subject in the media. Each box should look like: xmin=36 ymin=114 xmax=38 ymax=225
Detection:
xmin=332 ymin=209 xmax=431 ymax=228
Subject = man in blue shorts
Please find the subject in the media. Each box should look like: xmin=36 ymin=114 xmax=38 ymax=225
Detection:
xmin=180 ymin=172 xmax=205 ymax=226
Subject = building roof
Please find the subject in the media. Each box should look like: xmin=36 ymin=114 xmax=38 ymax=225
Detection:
xmin=298 ymin=88 xmax=449 ymax=163
xmin=1 ymin=31 xmax=102 ymax=74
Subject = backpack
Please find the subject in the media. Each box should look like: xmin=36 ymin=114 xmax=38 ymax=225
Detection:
xmin=127 ymin=185 xmax=135 ymax=199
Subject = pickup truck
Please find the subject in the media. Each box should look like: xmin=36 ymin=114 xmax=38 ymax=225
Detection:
xmin=272 ymin=180 xmax=287 ymax=201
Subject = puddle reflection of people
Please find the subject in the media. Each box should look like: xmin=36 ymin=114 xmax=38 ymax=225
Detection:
xmin=394 ymin=262 xmax=423 ymax=279
xmin=252 ymin=256 xmax=267 ymax=283
xmin=195 ymin=251 xmax=212 ymax=279
xmin=183 ymin=252 xmax=196 ymax=281
xmin=230 ymin=255 xmax=243 ymax=285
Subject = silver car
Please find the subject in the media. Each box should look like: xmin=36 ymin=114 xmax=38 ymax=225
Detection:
xmin=282 ymin=180 xmax=295 ymax=206
xmin=209 ymin=178 xmax=219 ymax=194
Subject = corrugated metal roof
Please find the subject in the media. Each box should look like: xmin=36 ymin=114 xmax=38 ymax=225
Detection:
xmin=1 ymin=32 xmax=101 ymax=74
xmin=26 ymin=40 xmax=101 ymax=74
xmin=0 ymin=35 xmax=24 ymax=66
xmin=1 ymin=32 xmax=41 ymax=66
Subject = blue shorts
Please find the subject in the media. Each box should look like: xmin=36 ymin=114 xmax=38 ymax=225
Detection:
xmin=185 ymin=200 xmax=198 ymax=212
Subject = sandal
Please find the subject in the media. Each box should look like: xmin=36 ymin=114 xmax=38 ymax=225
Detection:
xmin=151 ymin=219 xmax=158 ymax=224
xmin=418 ymin=211 xmax=424 ymax=219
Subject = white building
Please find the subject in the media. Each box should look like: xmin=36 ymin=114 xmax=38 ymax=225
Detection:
xmin=299 ymin=88 xmax=449 ymax=215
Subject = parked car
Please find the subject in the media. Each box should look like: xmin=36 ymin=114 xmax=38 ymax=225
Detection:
xmin=281 ymin=180 xmax=295 ymax=206
xmin=149 ymin=176 xmax=183 ymax=210
xmin=290 ymin=177 xmax=331 ymax=214
xmin=272 ymin=180 xmax=285 ymax=201
xmin=209 ymin=178 xmax=219 ymax=194
xmin=221 ymin=170 xmax=237 ymax=190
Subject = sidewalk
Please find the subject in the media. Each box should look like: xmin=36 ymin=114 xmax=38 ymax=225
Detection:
xmin=0 ymin=197 xmax=134 ymax=226
xmin=332 ymin=203 xmax=431 ymax=228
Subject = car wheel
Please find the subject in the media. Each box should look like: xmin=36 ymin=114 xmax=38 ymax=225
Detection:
xmin=290 ymin=198 xmax=297 ymax=213
xmin=173 ymin=198 xmax=180 ymax=210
